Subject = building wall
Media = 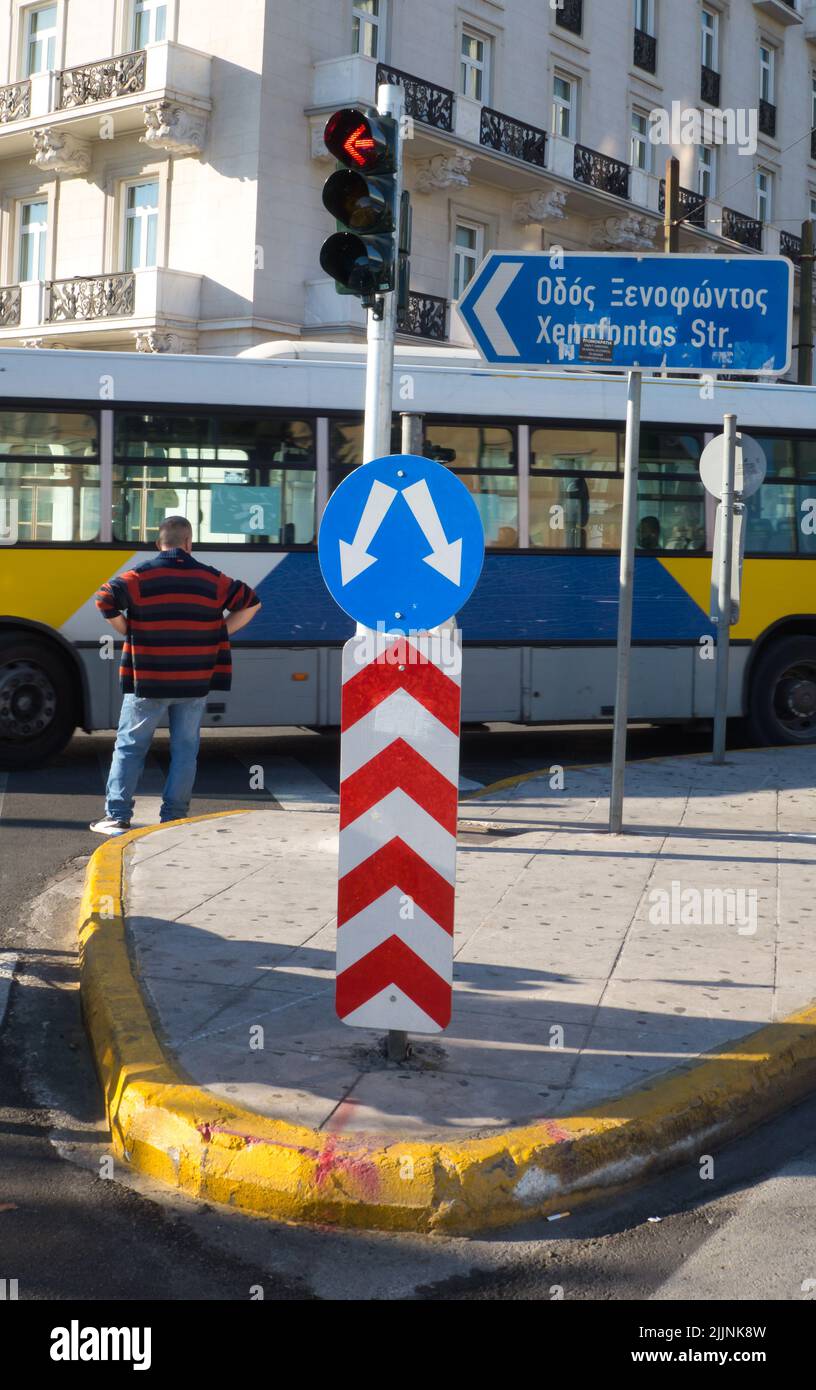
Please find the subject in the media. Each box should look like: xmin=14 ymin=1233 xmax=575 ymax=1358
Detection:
xmin=0 ymin=0 xmax=812 ymax=360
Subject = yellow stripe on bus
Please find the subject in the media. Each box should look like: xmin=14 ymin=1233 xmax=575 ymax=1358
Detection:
xmin=660 ymin=556 xmax=816 ymax=642
xmin=0 ymin=549 xmax=135 ymax=630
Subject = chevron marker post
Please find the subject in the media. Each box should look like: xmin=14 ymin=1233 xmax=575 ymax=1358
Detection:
xmin=336 ymin=629 xmax=462 ymax=1034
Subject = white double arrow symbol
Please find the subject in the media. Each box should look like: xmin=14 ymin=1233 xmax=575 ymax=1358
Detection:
xmin=339 ymin=478 xmax=462 ymax=587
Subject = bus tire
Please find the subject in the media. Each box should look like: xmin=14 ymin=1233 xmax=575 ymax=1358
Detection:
xmin=0 ymin=633 xmax=78 ymax=769
xmin=748 ymin=635 xmax=816 ymax=746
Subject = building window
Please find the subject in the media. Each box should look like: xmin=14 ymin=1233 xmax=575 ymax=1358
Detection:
xmin=697 ymin=144 xmax=716 ymax=198
xmin=759 ymin=45 xmax=774 ymax=103
xmin=460 ymin=27 xmax=489 ymax=102
xmin=756 ymin=167 xmax=773 ymax=224
xmin=18 ymin=199 xmax=48 ymax=281
xmin=24 ymin=4 xmax=57 ymax=76
xmin=810 ymin=192 xmax=816 ymax=222
xmin=352 ymin=1 xmax=383 ymax=59
xmin=701 ymin=8 xmax=718 ymax=71
xmin=452 ymin=220 xmax=484 ymax=303
xmin=812 ymin=72 xmax=816 ymax=133
xmin=133 ymin=0 xmax=167 ymax=47
xmin=635 ymin=0 xmax=654 ymax=35
xmin=552 ymin=73 xmax=576 ymax=140
xmin=631 ymin=110 xmax=651 ymax=172
xmin=123 ymin=180 xmax=159 ymax=270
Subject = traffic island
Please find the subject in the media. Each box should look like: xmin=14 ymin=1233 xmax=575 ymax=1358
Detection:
xmin=78 ymin=747 xmax=816 ymax=1233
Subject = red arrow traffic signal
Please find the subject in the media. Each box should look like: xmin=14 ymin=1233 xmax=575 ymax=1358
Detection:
xmin=324 ymin=108 xmax=396 ymax=174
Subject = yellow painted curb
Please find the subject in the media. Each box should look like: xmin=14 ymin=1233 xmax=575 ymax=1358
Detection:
xmin=79 ymin=811 xmax=816 ymax=1234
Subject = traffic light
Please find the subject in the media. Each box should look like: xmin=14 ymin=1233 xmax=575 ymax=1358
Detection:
xmin=320 ymin=107 xmax=399 ymax=300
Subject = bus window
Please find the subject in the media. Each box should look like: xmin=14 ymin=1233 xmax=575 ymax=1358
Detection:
xmin=112 ymin=414 xmax=315 ymax=545
xmin=637 ymin=430 xmax=705 ymax=552
xmin=744 ymin=482 xmax=798 ymax=553
xmin=530 ymin=429 xmax=619 ymax=549
xmin=0 ymin=411 xmax=99 ymax=541
xmin=328 ymin=417 xmax=402 ymax=492
xmin=424 ymin=424 xmax=517 ymax=547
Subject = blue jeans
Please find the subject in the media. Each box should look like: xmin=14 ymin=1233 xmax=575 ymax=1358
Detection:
xmin=106 ymin=694 xmax=208 ymax=824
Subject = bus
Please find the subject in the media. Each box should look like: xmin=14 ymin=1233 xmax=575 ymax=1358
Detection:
xmin=1 ymin=340 xmax=815 ymax=767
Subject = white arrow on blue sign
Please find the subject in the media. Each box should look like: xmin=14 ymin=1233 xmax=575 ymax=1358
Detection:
xmin=457 ymin=251 xmax=793 ymax=375
xmin=318 ymin=453 xmax=485 ymax=633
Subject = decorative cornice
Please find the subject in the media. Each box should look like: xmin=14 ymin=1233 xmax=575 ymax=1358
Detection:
xmin=513 ymin=188 xmax=568 ymax=224
xmin=30 ymin=127 xmax=91 ymax=175
xmin=589 ymin=213 xmax=657 ymax=250
xmin=140 ymin=100 xmax=207 ymax=157
xmin=415 ymin=149 xmax=473 ymax=193
xmin=134 ymin=330 xmax=197 ymax=354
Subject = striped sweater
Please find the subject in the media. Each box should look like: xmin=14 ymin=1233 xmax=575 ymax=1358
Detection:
xmin=95 ymin=549 xmax=260 ymax=699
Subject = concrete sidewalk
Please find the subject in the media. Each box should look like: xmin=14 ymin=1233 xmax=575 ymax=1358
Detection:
xmin=80 ymin=745 xmax=816 ymax=1230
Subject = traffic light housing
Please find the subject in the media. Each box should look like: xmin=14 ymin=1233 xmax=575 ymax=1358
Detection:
xmin=320 ymin=108 xmax=399 ymax=300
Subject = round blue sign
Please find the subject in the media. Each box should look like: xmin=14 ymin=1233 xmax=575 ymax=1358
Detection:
xmin=318 ymin=453 xmax=485 ymax=633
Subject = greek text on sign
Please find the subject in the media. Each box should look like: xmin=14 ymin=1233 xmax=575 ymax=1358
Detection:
xmin=456 ymin=252 xmax=792 ymax=375
xmin=335 ymin=629 xmax=461 ymax=1033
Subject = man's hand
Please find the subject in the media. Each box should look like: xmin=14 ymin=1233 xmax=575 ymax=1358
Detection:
xmin=106 ymin=615 xmax=128 ymax=636
xmin=225 ymin=603 xmax=262 ymax=637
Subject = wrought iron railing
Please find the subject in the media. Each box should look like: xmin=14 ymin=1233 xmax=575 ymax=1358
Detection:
xmin=555 ymin=0 xmax=583 ymax=35
xmin=479 ymin=107 xmax=547 ymax=167
xmin=398 ymin=291 xmax=447 ymax=340
xmin=47 ymin=273 xmax=135 ymax=322
xmin=759 ymin=98 xmax=776 ymax=138
xmin=780 ymin=230 xmax=803 ymax=264
xmin=375 ymin=63 xmax=454 ymax=131
xmin=634 ymin=28 xmax=657 ymax=73
xmin=59 ymin=49 xmax=146 ymax=108
xmin=658 ymin=180 xmax=707 ymax=230
xmin=721 ymin=207 xmax=763 ymax=251
xmin=0 ymin=79 xmax=31 ymax=124
xmin=574 ymin=143 xmax=630 ymax=199
xmin=700 ymin=64 xmax=720 ymax=106
xmin=0 ymin=285 xmax=21 ymax=328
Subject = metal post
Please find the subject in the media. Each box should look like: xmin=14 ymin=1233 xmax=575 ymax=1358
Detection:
xmin=798 ymin=219 xmax=814 ymax=387
xmin=386 ymin=1030 xmax=409 ymax=1063
xmin=609 ymin=370 xmax=642 ymax=834
xmin=400 ymin=412 xmax=423 ymax=455
xmin=664 ymin=156 xmax=681 ymax=255
xmin=362 ymin=82 xmax=404 ymax=464
xmin=713 ymin=414 xmax=737 ymax=765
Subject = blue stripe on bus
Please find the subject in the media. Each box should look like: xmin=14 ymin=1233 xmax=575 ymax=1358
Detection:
xmin=234 ymin=553 xmax=714 ymax=644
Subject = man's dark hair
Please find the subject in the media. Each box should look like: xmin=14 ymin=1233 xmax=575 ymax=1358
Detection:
xmin=158 ymin=516 xmax=193 ymax=548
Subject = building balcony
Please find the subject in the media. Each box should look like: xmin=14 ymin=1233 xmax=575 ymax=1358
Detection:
xmin=574 ymin=143 xmax=629 ymax=199
xmin=397 ymin=291 xmax=448 ymax=340
xmin=659 ymin=180 xmax=707 ymax=230
xmin=555 ymin=0 xmax=584 ymax=35
xmin=721 ymin=207 xmax=764 ymax=251
xmin=0 ymin=267 xmax=201 ymax=350
xmin=780 ymin=229 xmax=803 ymax=264
xmin=700 ymin=64 xmax=720 ymax=105
xmin=806 ymin=1 xmax=816 ymax=40
xmin=0 ymin=41 xmax=211 ymax=161
xmin=759 ymin=99 xmax=777 ymax=138
xmin=633 ymin=28 xmax=657 ymax=74
xmin=305 ymin=276 xmax=449 ymax=341
xmin=479 ymin=106 xmax=547 ymax=167
xmin=753 ymin=0 xmax=803 ymax=25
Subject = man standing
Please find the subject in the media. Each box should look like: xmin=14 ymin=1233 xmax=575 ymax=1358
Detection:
xmin=90 ymin=516 xmax=261 ymax=835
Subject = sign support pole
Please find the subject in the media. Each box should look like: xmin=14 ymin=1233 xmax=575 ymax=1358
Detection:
xmin=362 ymin=82 xmax=403 ymax=465
xmin=609 ymin=370 xmax=642 ymax=834
xmin=713 ymin=413 xmax=737 ymax=765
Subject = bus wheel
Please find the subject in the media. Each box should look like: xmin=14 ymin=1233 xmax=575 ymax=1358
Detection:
xmin=748 ymin=636 xmax=816 ymax=746
xmin=0 ymin=634 xmax=77 ymax=768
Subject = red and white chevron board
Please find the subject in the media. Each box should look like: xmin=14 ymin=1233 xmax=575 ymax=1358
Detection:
xmin=336 ymin=631 xmax=462 ymax=1033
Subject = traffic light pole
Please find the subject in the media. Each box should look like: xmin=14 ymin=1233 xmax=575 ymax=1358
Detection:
xmin=362 ymin=82 xmax=404 ymax=464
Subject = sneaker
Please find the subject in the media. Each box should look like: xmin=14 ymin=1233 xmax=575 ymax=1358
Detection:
xmin=89 ymin=816 xmax=131 ymax=836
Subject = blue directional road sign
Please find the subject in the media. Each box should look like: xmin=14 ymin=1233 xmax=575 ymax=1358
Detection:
xmin=318 ymin=452 xmax=485 ymax=633
xmin=457 ymin=251 xmax=792 ymax=375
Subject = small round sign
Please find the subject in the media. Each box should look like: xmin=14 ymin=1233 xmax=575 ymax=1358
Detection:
xmin=318 ymin=453 xmax=485 ymax=633
xmin=699 ymin=431 xmax=767 ymax=500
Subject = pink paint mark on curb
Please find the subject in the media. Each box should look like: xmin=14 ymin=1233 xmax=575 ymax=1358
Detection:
xmin=195 ymin=1121 xmax=381 ymax=1197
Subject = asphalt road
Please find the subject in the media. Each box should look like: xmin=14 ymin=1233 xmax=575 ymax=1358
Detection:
xmin=1 ymin=720 xmax=814 ymax=1307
